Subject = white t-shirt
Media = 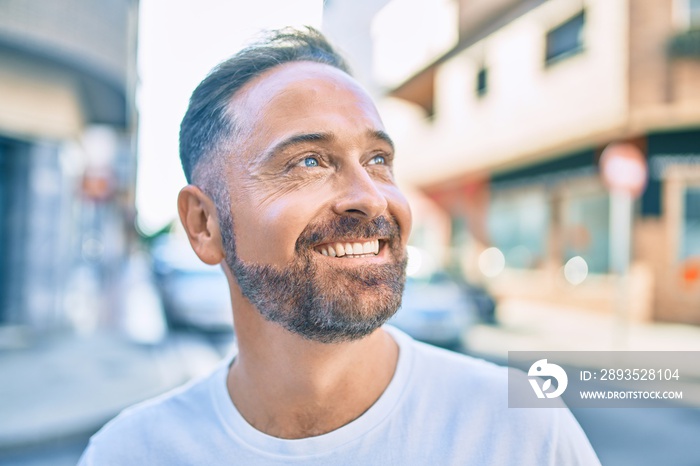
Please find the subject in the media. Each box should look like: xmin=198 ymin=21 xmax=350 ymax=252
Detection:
xmin=78 ymin=327 xmax=600 ymax=465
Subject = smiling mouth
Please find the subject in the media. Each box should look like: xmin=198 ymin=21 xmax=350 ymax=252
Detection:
xmin=313 ymin=239 xmax=382 ymax=258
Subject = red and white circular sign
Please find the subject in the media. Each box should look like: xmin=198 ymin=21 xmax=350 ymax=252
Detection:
xmin=599 ymin=143 xmax=648 ymax=198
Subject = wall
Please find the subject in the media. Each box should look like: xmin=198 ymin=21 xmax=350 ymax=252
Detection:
xmin=397 ymin=0 xmax=630 ymax=187
xmin=628 ymin=0 xmax=700 ymax=132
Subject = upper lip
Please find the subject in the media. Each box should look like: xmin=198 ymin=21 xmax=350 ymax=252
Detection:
xmin=313 ymin=237 xmax=386 ymax=248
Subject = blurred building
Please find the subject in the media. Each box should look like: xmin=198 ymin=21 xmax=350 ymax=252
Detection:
xmin=375 ymin=0 xmax=700 ymax=324
xmin=0 ymin=0 xmax=139 ymax=335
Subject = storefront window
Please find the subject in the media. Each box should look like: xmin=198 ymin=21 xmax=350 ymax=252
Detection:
xmin=488 ymin=189 xmax=549 ymax=269
xmin=0 ymin=143 xmax=7 ymax=321
xmin=562 ymin=191 xmax=610 ymax=274
xmin=0 ymin=138 xmax=31 ymax=323
xmin=680 ymin=186 xmax=700 ymax=259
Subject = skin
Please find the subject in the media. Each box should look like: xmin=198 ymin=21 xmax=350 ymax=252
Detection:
xmin=177 ymin=61 xmax=412 ymax=439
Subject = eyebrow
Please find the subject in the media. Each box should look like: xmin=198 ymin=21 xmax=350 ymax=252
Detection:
xmin=370 ymin=129 xmax=395 ymax=152
xmin=263 ymin=129 xmax=395 ymax=161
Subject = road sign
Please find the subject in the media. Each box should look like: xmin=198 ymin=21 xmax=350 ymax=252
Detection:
xmin=600 ymin=143 xmax=648 ymax=198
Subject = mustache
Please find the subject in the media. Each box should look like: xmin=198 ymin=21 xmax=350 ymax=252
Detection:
xmin=296 ymin=215 xmax=401 ymax=251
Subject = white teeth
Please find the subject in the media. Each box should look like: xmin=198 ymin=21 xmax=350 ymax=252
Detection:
xmin=316 ymin=240 xmax=381 ymax=257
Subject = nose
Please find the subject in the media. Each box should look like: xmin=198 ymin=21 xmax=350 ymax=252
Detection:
xmin=332 ymin=165 xmax=388 ymax=220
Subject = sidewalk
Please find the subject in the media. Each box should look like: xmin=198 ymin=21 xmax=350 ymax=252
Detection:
xmin=0 ymin=331 xmax=190 ymax=452
xmin=466 ymin=298 xmax=700 ymax=405
xmin=467 ymin=298 xmax=700 ymax=355
xmin=0 ymin=253 xmax=231 ymax=454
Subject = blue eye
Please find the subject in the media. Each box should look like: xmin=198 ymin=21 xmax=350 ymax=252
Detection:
xmin=303 ymin=156 xmax=319 ymax=167
xmin=369 ymin=155 xmax=386 ymax=165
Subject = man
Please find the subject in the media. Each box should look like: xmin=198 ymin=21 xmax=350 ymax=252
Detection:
xmin=79 ymin=27 xmax=599 ymax=465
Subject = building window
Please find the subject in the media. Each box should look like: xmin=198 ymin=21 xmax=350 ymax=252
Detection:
xmin=476 ymin=66 xmax=488 ymax=97
xmin=488 ymin=189 xmax=549 ymax=269
xmin=545 ymin=11 xmax=586 ymax=64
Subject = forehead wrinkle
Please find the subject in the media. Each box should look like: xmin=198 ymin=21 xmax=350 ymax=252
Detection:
xmin=261 ymin=127 xmax=391 ymax=165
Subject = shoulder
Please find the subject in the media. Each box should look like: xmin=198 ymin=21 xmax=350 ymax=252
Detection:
xmin=402 ymin=337 xmax=559 ymax=423
xmin=388 ymin=330 xmax=600 ymax=464
xmin=104 ymin=365 xmax=216 ymax=430
xmin=386 ymin=326 xmax=513 ymax=414
xmin=78 ymin=363 xmax=226 ymax=465
xmin=402 ymin=332 xmax=508 ymax=388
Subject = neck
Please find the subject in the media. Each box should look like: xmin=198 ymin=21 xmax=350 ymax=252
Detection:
xmin=226 ymin=295 xmax=399 ymax=439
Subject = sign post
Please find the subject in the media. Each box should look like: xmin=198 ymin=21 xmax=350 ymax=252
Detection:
xmin=599 ymin=143 xmax=648 ymax=349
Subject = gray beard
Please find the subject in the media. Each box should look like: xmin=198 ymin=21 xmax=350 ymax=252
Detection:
xmin=220 ymin=212 xmax=407 ymax=344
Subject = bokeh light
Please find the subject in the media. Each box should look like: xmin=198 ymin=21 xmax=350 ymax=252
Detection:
xmin=478 ymin=247 xmax=505 ymax=278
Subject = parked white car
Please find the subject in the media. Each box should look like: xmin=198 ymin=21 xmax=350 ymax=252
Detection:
xmin=389 ymin=273 xmax=476 ymax=349
xmin=151 ymin=236 xmax=232 ymax=332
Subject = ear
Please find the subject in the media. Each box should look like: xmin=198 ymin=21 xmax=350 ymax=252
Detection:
xmin=177 ymin=185 xmax=225 ymax=265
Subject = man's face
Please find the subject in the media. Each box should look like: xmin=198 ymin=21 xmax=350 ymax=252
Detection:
xmin=220 ymin=61 xmax=412 ymax=343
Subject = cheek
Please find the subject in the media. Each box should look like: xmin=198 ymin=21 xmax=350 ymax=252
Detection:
xmin=233 ymin=192 xmax=325 ymax=265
